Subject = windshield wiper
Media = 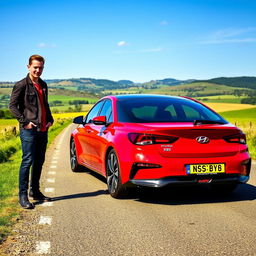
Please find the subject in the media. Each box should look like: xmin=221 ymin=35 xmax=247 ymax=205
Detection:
xmin=193 ymin=120 xmax=226 ymax=125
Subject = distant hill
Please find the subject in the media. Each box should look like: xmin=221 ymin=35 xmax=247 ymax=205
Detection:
xmin=139 ymin=81 xmax=253 ymax=98
xmin=1 ymin=76 xmax=256 ymax=94
xmin=117 ymin=80 xmax=134 ymax=85
xmin=45 ymin=78 xmax=135 ymax=89
xmin=142 ymin=78 xmax=194 ymax=87
xmin=194 ymin=77 xmax=256 ymax=90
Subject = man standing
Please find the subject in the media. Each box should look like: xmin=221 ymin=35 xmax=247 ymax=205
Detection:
xmin=9 ymin=55 xmax=54 ymax=209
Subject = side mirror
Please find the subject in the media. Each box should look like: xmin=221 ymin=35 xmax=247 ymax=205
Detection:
xmin=73 ymin=116 xmax=84 ymax=124
xmin=92 ymin=116 xmax=107 ymax=125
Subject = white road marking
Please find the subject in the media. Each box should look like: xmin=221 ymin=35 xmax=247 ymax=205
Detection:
xmin=52 ymin=156 xmax=58 ymax=160
xmin=46 ymin=178 xmax=55 ymax=183
xmin=41 ymin=202 xmax=53 ymax=207
xmin=51 ymin=160 xmax=58 ymax=164
xmin=44 ymin=187 xmax=55 ymax=193
xmin=36 ymin=241 xmax=51 ymax=254
xmin=48 ymin=171 xmax=56 ymax=175
xmin=39 ymin=216 xmax=52 ymax=225
xmin=50 ymin=165 xmax=57 ymax=169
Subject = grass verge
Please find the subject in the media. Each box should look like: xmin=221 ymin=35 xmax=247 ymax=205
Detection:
xmin=220 ymin=108 xmax=256 ymax=159
xmin=0 ymin=118 xmax=72 ymax=244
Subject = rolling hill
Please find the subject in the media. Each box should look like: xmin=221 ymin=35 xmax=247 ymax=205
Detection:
xmin=194 ymin=77 xmax=256 ymax=90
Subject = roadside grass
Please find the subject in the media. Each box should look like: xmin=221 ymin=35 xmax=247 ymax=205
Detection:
xmin=0 ymin=117 xmax=73 ymax=243
xmin=220 ymin=108 xmax=256 ymax=159
xmin=0 ymin=151 xmax=22 ymax=242
xmin=0 ymin=119 xmax=18 ymax=128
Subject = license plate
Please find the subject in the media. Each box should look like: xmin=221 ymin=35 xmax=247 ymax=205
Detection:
xmin=186 ymin=163 xmax=225 ymax=175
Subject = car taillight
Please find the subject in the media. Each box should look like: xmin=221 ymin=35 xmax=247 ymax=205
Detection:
xmin=128 ymin=133 xmax=178 ymax=145
xmin=223 ymin=133 xmax=246 ymax=144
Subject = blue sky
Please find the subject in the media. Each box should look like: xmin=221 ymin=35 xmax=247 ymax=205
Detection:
xmin=1 ymin=0 xmax=256 ymax=82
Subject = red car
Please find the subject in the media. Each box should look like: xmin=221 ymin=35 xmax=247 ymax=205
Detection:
xmin=70 ymin=95 xmax=251 ymax=198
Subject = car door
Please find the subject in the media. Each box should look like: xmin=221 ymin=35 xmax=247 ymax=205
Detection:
xmin=77 ymin=100 xmax=105 ymax=168
xmin=87 ymin=99 xmax=113 ymax=173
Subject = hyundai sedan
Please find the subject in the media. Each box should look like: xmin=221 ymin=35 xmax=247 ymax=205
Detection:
xmin=70 ymin=95 xmax=251 ymax=198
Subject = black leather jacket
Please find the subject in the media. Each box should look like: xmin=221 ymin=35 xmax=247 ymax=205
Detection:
xmin=9 ymin=74 xmax=54 ymax=130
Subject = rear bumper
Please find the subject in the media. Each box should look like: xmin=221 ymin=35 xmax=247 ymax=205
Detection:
xmin=130 ymin=174 xmax=250 ymax=188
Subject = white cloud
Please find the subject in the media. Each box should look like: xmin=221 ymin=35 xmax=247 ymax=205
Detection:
xmin=117 ymin=41 xmax=128 ymax=47
xmin=199 ymin=27 xmax=256 ymax=44
xmin=37 ymin=42 xmax=57 ymax=48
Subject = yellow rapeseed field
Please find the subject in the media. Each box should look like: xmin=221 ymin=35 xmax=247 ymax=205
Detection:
xmin=203 ymin=103 xmax=255 ymax=112
xmin=52 ymin=112 xmax=86 ymax=120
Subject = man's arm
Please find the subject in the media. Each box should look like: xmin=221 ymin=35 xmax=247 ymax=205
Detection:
xmin=9 ymin=83 xmax=30 ymax=127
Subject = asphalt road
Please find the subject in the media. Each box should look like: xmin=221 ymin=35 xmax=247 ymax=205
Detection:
xmin=2 ymin=125 xmax=256 ymax=256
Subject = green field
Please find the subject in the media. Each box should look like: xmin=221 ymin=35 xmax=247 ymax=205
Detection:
xmin=48 ymin=95 xmax=97 ymax=104
xmin=0 ymin=87 xmax=99 ymax=112
xmin=220 ymin=108 xmax=256 ymax=159
xmin=134 ymin=82 xmax=250 ymax=97
xmin=198 ymin=95 xmax=246 ymax=104
xmin=48 ymin=95 xmax=97 ymax=112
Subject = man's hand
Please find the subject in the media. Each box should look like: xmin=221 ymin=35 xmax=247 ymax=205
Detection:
xmin=24 ymin=122 xmax=37 ymax=129
xmin=46 ymin=122 xmax=52 ymax=129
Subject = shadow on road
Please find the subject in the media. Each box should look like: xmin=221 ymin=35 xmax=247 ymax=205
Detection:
xmin=62 ymin=166 xmax=256 ymax=205
xmin=47 ymin=183 xmax=256 ymax=205
xmin=50 ymin=189 xmax=108 ymax=202
xmin=131 ymin=183 xmax=256 ymax=205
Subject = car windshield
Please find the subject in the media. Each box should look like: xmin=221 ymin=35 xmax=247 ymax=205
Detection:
xmin=117 ymin=96 xmax=227 ymax=123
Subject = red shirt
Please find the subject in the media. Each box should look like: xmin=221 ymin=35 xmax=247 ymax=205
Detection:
xmin=33 ymin=82 xmax=47 ymax=131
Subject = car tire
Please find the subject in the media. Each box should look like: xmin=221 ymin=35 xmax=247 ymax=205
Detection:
xmin=211 ymin=183 xmax=238 ymax=194
xmin=106 ymin=149 xmax=127 ymax=198
xmin=70 ymin=138 xmax=81 ymax=172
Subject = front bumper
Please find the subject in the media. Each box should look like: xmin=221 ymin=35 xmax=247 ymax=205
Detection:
xmin=130 ymin=174 xmax=250 ymax=188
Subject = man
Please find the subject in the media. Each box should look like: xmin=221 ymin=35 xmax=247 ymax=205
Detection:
xmin=9 ymin=55 xmax=54 ymax=209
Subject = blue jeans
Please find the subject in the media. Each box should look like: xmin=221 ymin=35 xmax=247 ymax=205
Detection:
xmin=19 ymin=129 xmax=48 ymax=196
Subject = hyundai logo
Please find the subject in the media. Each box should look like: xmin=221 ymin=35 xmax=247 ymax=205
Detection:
xmin=196 ymin=136 xmax=210 ymax=144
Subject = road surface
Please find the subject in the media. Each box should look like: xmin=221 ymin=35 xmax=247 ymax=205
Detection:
xmin=1 ymin=124 xmax=256 ymax=255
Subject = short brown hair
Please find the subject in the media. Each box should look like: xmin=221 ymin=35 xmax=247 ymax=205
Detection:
xmin=29 ymin=54 xmax=45 ymax=65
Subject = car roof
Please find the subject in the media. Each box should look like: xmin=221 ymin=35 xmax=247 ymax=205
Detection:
xmin=104 ymin=94 xmax=191 ymax=101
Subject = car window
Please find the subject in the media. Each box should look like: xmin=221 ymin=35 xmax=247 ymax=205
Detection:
xmin=181 ymin=105 xmax=201 ymax=120
xmin=165 ymin=105 xmax=177 ymax=119
xmin=99 ymin=99 xmax=113 ymax=123
xmin=117 ymin=97 xmax=227 ymax=123
xmin=132 ymin=106 xmax=157 ymax=121
xmin=85 ymin=100 xmax=105 ymax=123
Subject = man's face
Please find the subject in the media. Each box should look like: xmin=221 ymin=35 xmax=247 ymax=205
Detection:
xmin=27 ymin=60 xmax=44 ymax=79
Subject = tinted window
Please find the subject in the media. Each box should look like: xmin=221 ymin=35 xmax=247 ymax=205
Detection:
xmin=117 ymin=97 xmax=227 ymax=123
xmin=85 ymin=100 xmax=105 ymax=123
xmin=99 ymin=100 xmax=113 ymax=122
